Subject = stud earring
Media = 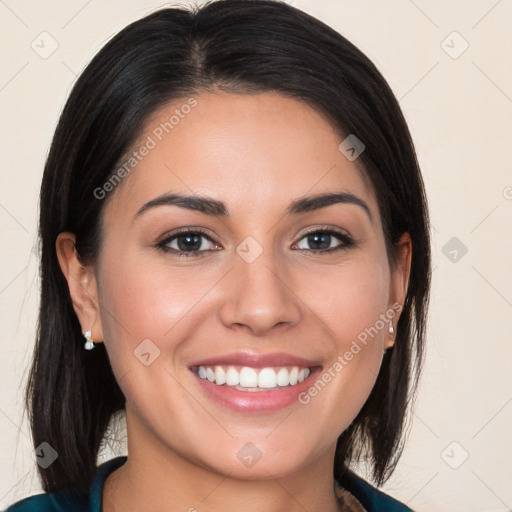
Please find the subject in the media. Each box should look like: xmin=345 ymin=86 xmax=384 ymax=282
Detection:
xmin=388 ymin=320 xmax=394 ymax=335
xmin=84 ymin=329 xmax=95 ymax=350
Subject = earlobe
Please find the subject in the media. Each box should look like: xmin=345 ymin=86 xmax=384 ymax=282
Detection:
xmin=55 ymin=232 xmax=104 ymax=344
xmin=384 ymin=319 xmax=395 ymax=350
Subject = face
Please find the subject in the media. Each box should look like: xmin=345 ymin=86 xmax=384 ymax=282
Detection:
xmin=59 ymin=90 xmax=410 ymax=480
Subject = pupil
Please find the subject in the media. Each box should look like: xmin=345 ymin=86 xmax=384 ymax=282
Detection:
xmin=309 ymin=233 xmax=330 ymax=250
xmin=178 ymin=234 xmax=201 ymax=251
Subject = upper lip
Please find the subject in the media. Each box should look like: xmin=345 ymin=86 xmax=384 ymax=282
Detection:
xmin=189 ymin=351 xmax=322 ymax=369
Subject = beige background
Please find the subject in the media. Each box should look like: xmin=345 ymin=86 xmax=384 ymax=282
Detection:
xmin=1 ymin=1 xmax=511 ymax=511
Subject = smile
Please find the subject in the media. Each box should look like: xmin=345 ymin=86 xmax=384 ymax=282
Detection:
xmin=193 ymin=365 xmax=312 ymax=391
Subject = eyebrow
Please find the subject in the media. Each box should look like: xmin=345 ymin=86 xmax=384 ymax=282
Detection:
xmin=134 ymin=191 xmax=372 ymax=221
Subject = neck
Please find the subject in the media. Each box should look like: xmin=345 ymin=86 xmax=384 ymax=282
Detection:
xmin=103 ymin=410 xmax=344 ymax=512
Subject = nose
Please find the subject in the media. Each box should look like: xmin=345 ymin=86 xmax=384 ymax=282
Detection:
xmin=218 ymin=248 xmax=302 ymax=337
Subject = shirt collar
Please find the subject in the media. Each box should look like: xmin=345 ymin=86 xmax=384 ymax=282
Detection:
xmin=89 ymin=456 xmax=128 ymax=511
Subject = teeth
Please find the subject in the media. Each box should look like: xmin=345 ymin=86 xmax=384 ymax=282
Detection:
xmin=258 ymin=368 xmax=277 ymax=388
xmin=195 ymin=365 xmax=311 ymax=389
xmin=240 ymin=367 xmax=258 ymax=387
xmin=276 ymin=367 xmax=289 ymax=386
xmin=214 ymin=366 xmax=226 ymax=385
xmin=226 ymin=367 xmax=240 ymax=386
xmin=206 ymin=367 xmax=215 ymax=382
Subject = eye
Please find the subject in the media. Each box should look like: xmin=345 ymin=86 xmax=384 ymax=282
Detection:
xmin=156 ymin=229 xmax=219 ymax=257
xmin=156 ymin=226 xmax=355 ymax=258
xmin=293 ymin=228 xmax=354 ymax=253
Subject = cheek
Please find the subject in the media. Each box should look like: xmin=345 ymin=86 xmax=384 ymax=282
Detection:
xmin=97 ymin=254 xmax=206 ymax=342
xmin=95 ymin=255 xmax=210 ymax=433
xmin=95 ymin=248 xmax=226 ymax=388
xmin=299 ymin=253 xmax=390 ymax=347
xmin=294 ymin=254 xmax=390 ymax=417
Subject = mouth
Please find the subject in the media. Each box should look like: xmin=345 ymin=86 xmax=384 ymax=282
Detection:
xmin=188 ymin=352 xmax=322 ymax=412
xmin=191 ymin=364 xmax=313 ymax=391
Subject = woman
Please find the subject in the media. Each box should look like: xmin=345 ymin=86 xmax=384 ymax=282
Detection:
xmin=5 ymin=0 xmax=430 ymax=510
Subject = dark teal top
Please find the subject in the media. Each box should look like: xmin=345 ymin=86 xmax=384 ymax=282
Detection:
xmin=4 ymin=456 xmax=413 ymax=511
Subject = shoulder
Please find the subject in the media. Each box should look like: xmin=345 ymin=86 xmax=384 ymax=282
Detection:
xmin=4 ymin=456 xmax=127 ymax=512
xmin=340 ymin=469 xmax=414 ymax=512
xmin=3 ymin=490 xmax=89 ymax=512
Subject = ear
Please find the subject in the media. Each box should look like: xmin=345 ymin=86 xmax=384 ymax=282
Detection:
xmin=55 ymin=232 xmax=104 ymax=344
xmin=385 ymin=232 xmax=412 ymax=349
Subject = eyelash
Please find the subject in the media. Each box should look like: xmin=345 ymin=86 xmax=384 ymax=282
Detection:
xmin=155 ymin=226 xmax=355 ymax=258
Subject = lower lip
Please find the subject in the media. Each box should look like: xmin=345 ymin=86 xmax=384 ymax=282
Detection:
xmin=191 ymin=368 xmax=322 ymax=413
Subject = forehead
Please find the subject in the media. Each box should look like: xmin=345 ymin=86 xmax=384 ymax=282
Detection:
xmin=104 ymin=90 xmax=378 ymax=222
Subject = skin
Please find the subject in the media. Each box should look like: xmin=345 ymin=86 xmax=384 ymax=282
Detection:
xmin=56 ymin=90 xmax=411 ymax=512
